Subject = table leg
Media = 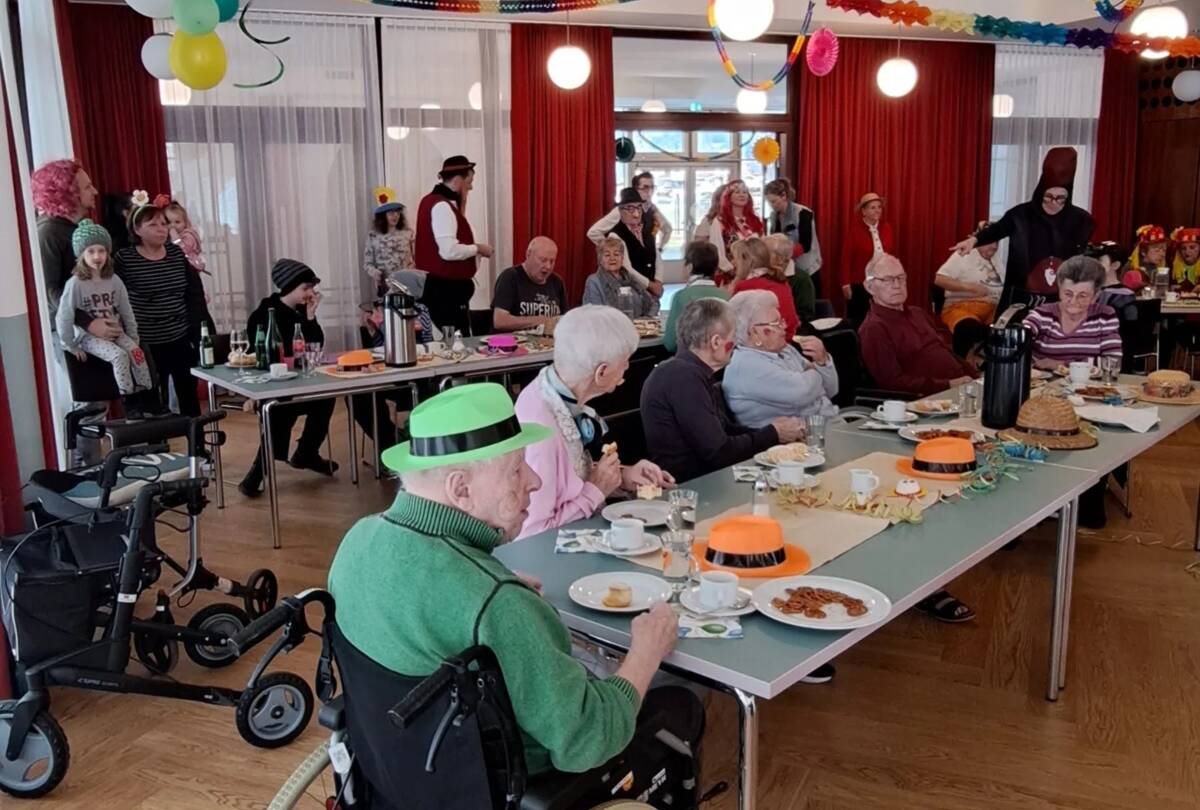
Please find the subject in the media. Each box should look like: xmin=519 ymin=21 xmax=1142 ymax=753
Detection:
xmin=261 ymin=400 xmax=282 ymax=550
xmin=1047 ymin=499 xmax=1074 ymax=701
xmin=733 ymin=688 xmax=758 ymax=810
xmin=372 ymin=391 xmax=381 ymax=480
xmin=345 ymin=396 xmax=359 ymax=486
xmin=206 ymin=382 xmax=224 ymax=509
xmin=1058 ymin=497 xmax=1080 ymax=691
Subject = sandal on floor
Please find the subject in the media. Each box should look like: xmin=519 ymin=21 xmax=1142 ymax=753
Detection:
xmin=916 ymin=590 xmax=975 ymax=623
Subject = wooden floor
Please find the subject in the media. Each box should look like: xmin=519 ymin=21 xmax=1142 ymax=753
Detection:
xmin=23 ymin=407 xmax=1200 ymax=810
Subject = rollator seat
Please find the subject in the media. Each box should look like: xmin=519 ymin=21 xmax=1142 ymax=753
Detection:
xmin=80 ymin=414 xmax=195 ymax=449
xmin=28 ymin=452 xmax=192 ymax=510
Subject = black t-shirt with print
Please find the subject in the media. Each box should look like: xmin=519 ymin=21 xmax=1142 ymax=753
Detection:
xmin=492 ymin=264 xmax=566 ymax=319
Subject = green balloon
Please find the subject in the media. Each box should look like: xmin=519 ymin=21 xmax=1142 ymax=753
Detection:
xmin=173 ymin=0 xmax=219 ymax=36
xmin=215 ymin=0 xmax=238 ymax=22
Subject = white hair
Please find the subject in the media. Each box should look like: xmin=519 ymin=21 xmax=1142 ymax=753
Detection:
xmin=553 ymin=305 xmax=639 ymax=384
xmin=728 ymin=290 xmax=780 ymax=347
xmin=864 ymin=253 xmax=902 ymax=283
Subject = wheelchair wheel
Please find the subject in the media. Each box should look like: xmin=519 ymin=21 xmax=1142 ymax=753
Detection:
xmin=134 ymin=630 xmax=179 ymax=675
xmin=267 ymin=740 xmax=330 ymax=810
xmin=243 ymin=568 xmax=279 ymax=619
xmin=0 ymin=703 xmax=70 ymax=799
xmin=184 ymin=603 xmax=250 ymax=668
xmin=236 ymin=672 xmax=313 ymax=749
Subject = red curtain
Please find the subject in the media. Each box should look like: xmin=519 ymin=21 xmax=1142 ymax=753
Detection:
xmin=1091 ymin=50 xmax=1139 ymax=244
xmin=796 ymin=39 xmax=994 ymax=312
xmin=53 ymin=0 xmax=171 ymax=199
xmin=511 ymin=25 xmax=615 ymax=306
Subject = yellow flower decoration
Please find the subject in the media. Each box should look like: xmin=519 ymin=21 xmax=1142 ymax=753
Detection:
xmin=753 ymin=137 xmax=781 ymax=167
xmin=930 ymin=10 xmax=975 ymax=33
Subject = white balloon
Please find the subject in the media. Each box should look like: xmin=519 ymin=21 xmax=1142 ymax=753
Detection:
xmin=141 ymin=34 xmax=175 ymax=80
xmin=126 ymin=0 xmax=174 ymax=18
xmin=1173 ymin=70 xmax=1200 ymax=103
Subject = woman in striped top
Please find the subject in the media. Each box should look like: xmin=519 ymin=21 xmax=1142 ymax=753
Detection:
xmin=1023 ymin=256 xmax=1122 ymax=369
xmin=115 ymin=202 xmax=208 ymax=416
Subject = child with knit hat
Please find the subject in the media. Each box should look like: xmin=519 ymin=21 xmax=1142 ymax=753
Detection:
xmin=55 ymin=219 xmax=154 ymax=397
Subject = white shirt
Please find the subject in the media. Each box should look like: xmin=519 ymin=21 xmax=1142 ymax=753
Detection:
xmin=867 ymin=221 xmax=884 ymax=257
xmin=584 ymin=204 xmax=666 ymax=290
xmin=936 ymin=249 xmax=1004 ymax=304
xmin=430 ymin=200 xmax=478 ymax=262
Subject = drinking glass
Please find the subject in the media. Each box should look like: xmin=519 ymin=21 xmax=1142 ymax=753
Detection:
xmin=804 ymin=414 xmax=827 ymax=452
xmin=667 ymin=489 xmax=698 ymax=532
xmin=661 ymin=530 xmax=696 ymax=592
xmin=305 ymin=342 xmax=323 ymax=376
xmin=1101 ymin=356 xmax=1120 ymax=384
xmin=229 ymin=329 xmax=249 ymax=378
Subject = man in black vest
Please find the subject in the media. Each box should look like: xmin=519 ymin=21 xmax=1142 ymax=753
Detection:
xmin=608 ymin=188 xmax=659 ymax=288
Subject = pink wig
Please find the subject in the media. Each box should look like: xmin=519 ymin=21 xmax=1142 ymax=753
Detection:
xmin=30 ymin=159 xmax=83 ymax=219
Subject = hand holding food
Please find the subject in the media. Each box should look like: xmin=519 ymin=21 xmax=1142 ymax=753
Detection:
xmin=587 ymin=451 xmax=622 ymax=497
xmin=629 ymin=602 xmax=678 ymax=659
xmin=621 ymin=460 xmax=673 ymax=497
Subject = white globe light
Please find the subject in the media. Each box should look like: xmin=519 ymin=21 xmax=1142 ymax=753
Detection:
xmin=992 ymin=93 xmax=1014 ymax=118
xmin=877 ymin=57 xmax=918 ymax=98
xmin=386 ymin=126 xmax=410 ymax=141
xmin=158 ymin=79 xmax=191 ymax=107
xmin=714 ymin=0 xmax=775 ymax=42
xmin=1131 ymin=5 xmax=1188 ymax=60
xmin=1174 ymin=70 xmax=1200 ymax=103
xmin=641 ymin=98 xmax=667 ymax=113
xmin=547 ymin=45 xmax=591 ymax=90
xmin=736 ymin=88 xmax=768 ymax=114
xmin=468 ymin=81 xmax=483 ymax=111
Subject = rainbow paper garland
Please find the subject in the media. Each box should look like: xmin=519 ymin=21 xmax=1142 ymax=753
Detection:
xmin=827 ymin=0 xmax=1200 ymax=57
xmin=708 ymin=0 xmax=816 ymax=91
xmin=1094 ymin=0 xmax=1143 ymax=25
xmin=366 ymin=0 xmax=640 ymax=11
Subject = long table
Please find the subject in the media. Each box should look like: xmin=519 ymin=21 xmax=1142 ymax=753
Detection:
xmin=193 ymin=337 xmax=665 ymax=548
xmin=495 ymin=429 xmax=1095 ymax=810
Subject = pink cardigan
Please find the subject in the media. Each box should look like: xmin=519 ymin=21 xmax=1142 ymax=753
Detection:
xmin=514 ymin=383 xmax=606 ymax=540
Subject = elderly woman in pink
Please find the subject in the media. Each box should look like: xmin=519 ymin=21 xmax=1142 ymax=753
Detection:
xmin=515 ymin=305 xmax=674 ymax=538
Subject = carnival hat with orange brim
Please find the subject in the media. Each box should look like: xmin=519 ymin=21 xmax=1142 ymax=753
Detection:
xmin=895 ymin=436 xmax=979 ymax=481
xmin=694 ymin=515 xmax=812 ymax=578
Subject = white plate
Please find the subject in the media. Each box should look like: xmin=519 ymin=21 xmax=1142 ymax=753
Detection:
xmin=751 ymin=575 xmax=892 ymax=631
xmin=679 ymin=586 xmax=757 ymax=618
xmin=594 ymin=532 xmax=662 ymax=558
xmin=601 ymin=500 xmax=673 ymax=527
xmin=898 ymin=426 xmax=988 ymax=446
xmin=870 ymin=410 xmax=919 ymax=424
xmin=1067 ymin=383 xmax=1138 ymax=402
xmin=766 ymin=471 xmax=819 ymax=489
xmin=568 ymin=572 xmax=672 ymax=614
xmin=753 ymin=449 xmax=826 ymax=469
xmin=910 ymin=399 xmax=959 ymax=416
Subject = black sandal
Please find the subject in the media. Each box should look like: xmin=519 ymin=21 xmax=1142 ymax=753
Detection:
xmin=916 ymin=590 xmax=975 ymax=623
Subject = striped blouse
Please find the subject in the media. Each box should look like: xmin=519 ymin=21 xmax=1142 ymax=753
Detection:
xmin=115 ymin=243 xmax=194 ymax=345
xmin=1024 ymin=302 xmax=1123 ymax=364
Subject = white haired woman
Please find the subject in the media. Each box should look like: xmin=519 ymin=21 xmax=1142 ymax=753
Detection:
xmin=515 ymin=305 xmax=674 ymax=538
xmin=723 ymin=290 xmax=838 ymax=428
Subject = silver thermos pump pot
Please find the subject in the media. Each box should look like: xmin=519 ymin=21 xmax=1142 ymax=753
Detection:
xmin=383 ymin=283 xmax=418 ymax=368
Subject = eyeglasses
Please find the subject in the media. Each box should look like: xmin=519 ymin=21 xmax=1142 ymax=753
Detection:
xmin=753 ymin=318 xmax=786 ymax=331
xmin=619 ymin=205 xmax=641 ymax=213
xmin=867 ymin=274 xmax=907 ymax=286
xmin=637 ymin=184 xmax=655 ymax=191
xmin=1043 ymin=194 xmax=1068 ymax=204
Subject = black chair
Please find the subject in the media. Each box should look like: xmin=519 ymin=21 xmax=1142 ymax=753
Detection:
xmin=813 ymin=299 xmax=835 ymax=319
xmin=929 ymin=283 xmax=946 ymax=317
xmin=1119 ymin=298 xmax=1161 ymax=374
xmin=63 ymin=351 xmax=120 ymax=404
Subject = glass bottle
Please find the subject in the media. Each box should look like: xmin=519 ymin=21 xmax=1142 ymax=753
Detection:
xmin=291 ymin=323 xmax=306 ymax=371
xmin=199 ymin=323 xmax=214 ymax=369
xmin=254 ymin=326 xmax=269 ymax=370
xmin=266 ymin=309 xmax=284 ymax=367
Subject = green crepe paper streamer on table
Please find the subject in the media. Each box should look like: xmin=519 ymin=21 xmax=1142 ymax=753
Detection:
xmin=234 ymin=0 xmax=290 ymax=89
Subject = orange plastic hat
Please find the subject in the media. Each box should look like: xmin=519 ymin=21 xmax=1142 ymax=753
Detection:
xmin=895 ymin=437 xmax=978 ymax=481
xmin=694 ymin=515 xmax=811 ymax=578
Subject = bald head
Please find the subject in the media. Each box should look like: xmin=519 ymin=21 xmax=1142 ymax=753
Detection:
xmin=524 ymin=236 xmax=559 ymax=285
xmin=864 ymin=253 xmax=907 ymax=310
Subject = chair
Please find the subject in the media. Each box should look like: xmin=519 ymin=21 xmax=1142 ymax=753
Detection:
xmin=1119 ymin=298 xmax=1161 ymax=374
xmin=812 ymin=299 xmax=835 ymax=319
xmin=929 ymin=283 xmax=946 ymax=317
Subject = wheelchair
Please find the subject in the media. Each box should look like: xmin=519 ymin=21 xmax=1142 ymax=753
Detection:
xmin=0 ymin=480 xmax=313 ymax=798
xmin=234 ymin=590 xmax=710 ymax=810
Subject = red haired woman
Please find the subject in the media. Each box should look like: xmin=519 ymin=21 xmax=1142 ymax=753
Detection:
xmin=31 ymin=159 xmax=102 ymax=337
xmin=710 ymin=180 xmax=764 ymax=285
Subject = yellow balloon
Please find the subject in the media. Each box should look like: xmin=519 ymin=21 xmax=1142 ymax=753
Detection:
xmin=168 ymin=30 xmax=226 ymax=91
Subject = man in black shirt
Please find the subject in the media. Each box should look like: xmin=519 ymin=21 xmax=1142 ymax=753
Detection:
xmin=609 ymin=188 xmax=659 ymax=288
xmin=239 ymin=259 xmax=339 ymax=497
xmin=492 ymin=236 xmax=567 ymax=332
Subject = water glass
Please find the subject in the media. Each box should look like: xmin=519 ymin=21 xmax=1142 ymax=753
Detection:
xmin=661 ymin=530 xmax=696 ymax=591
xmin=1101 ymin=356 xmax=1120 ymax=384
xmin=667 ymin=489 xmax=698 ymax=531
xmin=305 ymin=342 xmax=323 ymax=376
xmin=958 ymin=381 xmax=980 ymax=417
xmin=804 ymin=414 xmax=827 ymax=452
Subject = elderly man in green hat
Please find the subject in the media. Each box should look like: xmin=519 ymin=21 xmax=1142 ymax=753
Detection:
xmin=329 ymin=382 xmax=689 ymax=778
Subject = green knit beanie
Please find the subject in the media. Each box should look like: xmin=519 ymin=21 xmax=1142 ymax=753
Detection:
xmin=72 ymin=218 xmax=112 ymax=257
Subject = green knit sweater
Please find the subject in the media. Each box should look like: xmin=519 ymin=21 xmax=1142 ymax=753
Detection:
xmin=664 ymin=280 xmax=729 ymax=353
xmin=328 ymin=492 xmax=641 ymax=775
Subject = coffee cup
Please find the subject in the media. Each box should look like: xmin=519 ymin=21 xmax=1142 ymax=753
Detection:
xmin=269 ymin=363 xmax=289 ymax=379
xmin=775 ymin=460 xmax=810 ymax=486
xmin=1167 ymin=291 xmax=1180 ymax=302
xmin=1068 ymin=361 xmax=1092 ymax=385
xmin=876 ymin=399 xmax=907 ymax=422
xmin=849 ymin=468 xmax=880 ymax=506
xmin=698 ymin=571 xmax=739 ymax=609
xmin=604 ymin=518 xmax=644 ymax=551
xmin=426 ymin=341 xmax=445 ymax=354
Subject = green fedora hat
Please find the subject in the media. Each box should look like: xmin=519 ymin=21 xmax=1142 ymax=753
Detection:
xmin=382 ymin=382 xmax=551 ymax=473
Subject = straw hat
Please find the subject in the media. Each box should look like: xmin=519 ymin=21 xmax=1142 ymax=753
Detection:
xmin=1140 ymin=369 xmax=1200 ymax=405
xmin=694 ymin=515 xmax=811 ymax=578
xmin=998 ymin=396 xmax=1098 ymax=450
xmin=895 ymin=437 xmax=978 ymax=481
xmin=857 ymin=192 xmax=885 ymax=210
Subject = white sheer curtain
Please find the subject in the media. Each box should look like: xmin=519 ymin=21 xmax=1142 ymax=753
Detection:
xmin=159 ymin=12 xmax=383 ymax=351
xmin=379 ymin=19 xmax=512 ymax=309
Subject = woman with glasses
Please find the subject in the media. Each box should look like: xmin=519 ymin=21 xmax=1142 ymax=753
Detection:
xmin=723 ymin=290 xmax=838 ymax=429
xmin=954 ymin=147 xmax=1094 ymax=310
xmin=1023 ymin=256 xmax=1122 ymax=370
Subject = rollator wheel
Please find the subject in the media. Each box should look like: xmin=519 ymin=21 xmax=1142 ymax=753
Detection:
xmin=0 ymin=703 xmax=70 ymax=798
xmin=243 ymin=568 xmax=279 ymax=619
xmin=133 ymin=630 xmax=179 ymax=675
xmin=235 ymin=672 xmax=313 ymax=749
xmin=184 ymin=603 xmax=250 ymax=668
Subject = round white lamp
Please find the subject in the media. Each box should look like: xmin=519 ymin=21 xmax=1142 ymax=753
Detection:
xmin=713 ymin=0 xmax=774 ymax=42
xmin=641 ymin=99 xmax=667 ymax=113
xmin=547 ymin=45 xmax=591 ymax=90
xmin=468 ymin=81 xmax=483 ymax=111
xmin=736 ymin=88 xmax=768 ymax=114
xmin=992 ymin=93 xmax=1014 ymax=118
xmin=877 ymin=57 xmax=918 ymax=98
xmin=1131 ymin=6 xmax=1188 ymax=60
xmin=1174 ymin=69 xmax=1200 ymax=102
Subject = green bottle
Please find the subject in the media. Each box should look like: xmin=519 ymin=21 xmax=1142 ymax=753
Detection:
xmin=254 ymin=326 xmax=269 ymax=370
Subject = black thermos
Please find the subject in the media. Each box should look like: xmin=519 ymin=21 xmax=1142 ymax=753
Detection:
xmin=981 ymin=323 xmax=1032 ymax=429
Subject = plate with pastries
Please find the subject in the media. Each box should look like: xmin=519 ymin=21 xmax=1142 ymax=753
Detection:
xmin=1067 ymin=383 xmax=1139 ymax=402
xmin=225 ymin=353 xmax=256 ymax=369
xmin=751 ymin=575 xmax=891 ymax=631
xmin=569 ymin=572 xmax=672 ymax=614
xmin=1139 ymin=369 xmax=1200 ymax=405
xmin=910 ymin=398 xmax=958 ymax=416
xmin=754 ymin=442 xmax=825 ymax=469
xmin=898 ymin=426 xmax=989 ymax=446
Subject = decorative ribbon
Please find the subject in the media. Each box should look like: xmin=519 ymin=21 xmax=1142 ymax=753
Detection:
xmin=410 ymin=415 xmax=521 ymax=457
xmin=708 ymin=0 xmax=816 ymax=91
xmin=912 ymin=459 xmax=976 ymax=475
xmin=234 ymin=2 xmax=290 ymax=89
xmin=1016 ymin=425 xmax=1082 ymax=438
xmin=1094 ymin=0 xmax=1143 ymax=25
xmin=705 ymin=547 xmax=788 ymax=570
xmin=364 ymin=0 xmax=641 ymax=12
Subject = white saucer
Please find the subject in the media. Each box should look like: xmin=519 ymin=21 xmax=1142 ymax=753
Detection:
xmin=568 ymin=572 xmax=672 ymax=613
xmin=596 ymin=532 xmax=662 ymax=558
xmin=753 ymin=450 xmax=826 ymax=469
xmin=766 ymin=471 xmax=819 ymax=489
xmin=679 ymin=586 xmax=756 ymax=617
xmin=872 ymin=411 xmax=919 ymax=424
xmin=601 ymin=500 xmax=673 ymax=527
